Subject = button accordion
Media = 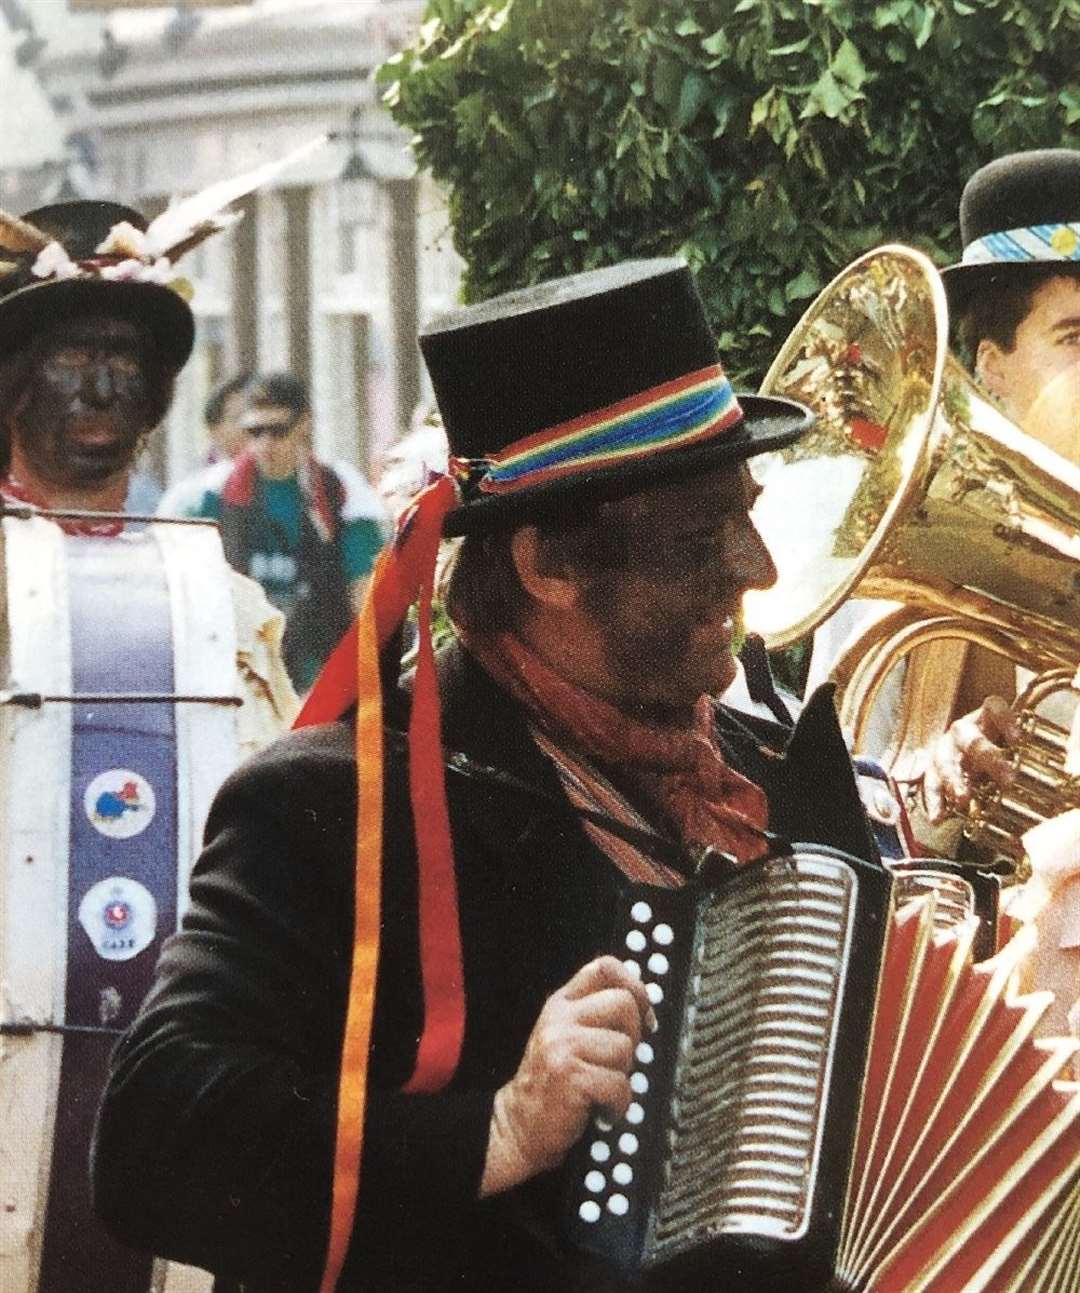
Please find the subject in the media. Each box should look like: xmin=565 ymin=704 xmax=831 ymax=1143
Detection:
xmin=563 ymin=845 xmax=1080 ymax=1291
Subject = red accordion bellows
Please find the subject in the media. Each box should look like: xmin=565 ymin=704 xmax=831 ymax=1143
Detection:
xmin=840 ymin=898 xmax=1080 ymax=1292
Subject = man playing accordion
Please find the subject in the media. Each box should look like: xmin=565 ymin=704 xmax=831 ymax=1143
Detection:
xmin=93 ymin=258 xmax=1077 ymax=1291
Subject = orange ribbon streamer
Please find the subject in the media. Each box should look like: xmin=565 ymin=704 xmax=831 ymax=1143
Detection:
xmin=297 ymin=476 xmax=464 ymax=1291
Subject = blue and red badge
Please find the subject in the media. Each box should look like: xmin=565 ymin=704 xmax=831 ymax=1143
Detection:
xmin=83 ymin=768 xmax=156 ymax=840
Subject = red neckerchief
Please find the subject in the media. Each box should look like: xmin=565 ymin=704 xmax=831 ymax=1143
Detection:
xmin=222 ymin=449 xmax=338 ymax=542
xmin=0 ymin=475 xmax=124 ymax=537
xmin=464 ymin=629 xmax=770 ymax=866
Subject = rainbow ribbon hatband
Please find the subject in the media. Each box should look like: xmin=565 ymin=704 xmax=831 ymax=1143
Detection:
xmin=472 ymin=363 xmax=742 ymax=495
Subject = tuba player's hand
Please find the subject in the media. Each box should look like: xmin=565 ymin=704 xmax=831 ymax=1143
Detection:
xmin=922 ymin=694 xmax=1021 ymax=824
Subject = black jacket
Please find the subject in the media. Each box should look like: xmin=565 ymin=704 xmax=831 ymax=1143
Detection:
xmin=92 ymin=641 xmax=878 ymax=1291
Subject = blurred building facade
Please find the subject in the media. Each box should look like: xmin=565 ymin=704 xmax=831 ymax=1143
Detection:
xmin=0 ymin=0 xmax=464 ymax=486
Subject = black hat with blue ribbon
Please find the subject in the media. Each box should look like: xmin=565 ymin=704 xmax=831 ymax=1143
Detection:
xmin=941 ymin=149 xmax=1080 ymax=315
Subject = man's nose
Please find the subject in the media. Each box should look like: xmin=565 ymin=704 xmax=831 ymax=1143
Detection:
xmin=735 ymin=520 xmax=777 ymax=593
xmin=84 ymin=359 xmax=117 ymax=407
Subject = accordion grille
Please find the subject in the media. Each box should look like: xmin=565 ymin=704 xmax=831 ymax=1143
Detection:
xmin=889 ymin=868 xmax=974 ymax=933
xmin=649 ymin=855 xmax=855 ymax=1258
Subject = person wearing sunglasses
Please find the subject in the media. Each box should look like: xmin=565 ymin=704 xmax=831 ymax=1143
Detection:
xmin=181 ymin=371 xmax=387 ymax=692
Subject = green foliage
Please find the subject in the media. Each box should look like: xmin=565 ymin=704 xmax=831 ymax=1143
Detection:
xmin=378 ymin=0 xmax=1080 ymax=385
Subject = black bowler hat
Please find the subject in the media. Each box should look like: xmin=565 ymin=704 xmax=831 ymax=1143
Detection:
xmin=419 ymin=258 xmax=813 ymax=536
xmin=940 ymin=149 xmax=1080 ymax=315
xmin=0 ymin=200 xmax=195 ymax=371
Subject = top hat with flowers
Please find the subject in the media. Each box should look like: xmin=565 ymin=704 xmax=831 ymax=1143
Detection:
xmin=0 ymin=137 xmax=330 ymax=374
xmin=940 ymin=148 xmax=1080 ymax=315
xmin=0 ymin=201 xmax=196 ymax=370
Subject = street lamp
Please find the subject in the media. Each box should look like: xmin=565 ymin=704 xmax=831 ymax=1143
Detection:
xmin=332 ymin=106 xmax=379 ymax=272
xmin=335 ymin=106 xmax=374 ymax=177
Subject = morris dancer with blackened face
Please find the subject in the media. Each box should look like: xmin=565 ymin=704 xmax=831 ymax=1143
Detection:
xmin=0 ymin=200 xmax=296 ymax=732
xmin=0 ymin=199 xmax=298 ymax=1293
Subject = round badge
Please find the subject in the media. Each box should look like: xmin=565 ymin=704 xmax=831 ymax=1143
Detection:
xmin=84 ymin=769 xmax=156 ymax=840
xmin=78 ymin=877 xmax=158 ymax=962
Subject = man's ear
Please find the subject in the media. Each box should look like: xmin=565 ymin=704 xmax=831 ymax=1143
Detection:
xmin=975 ymin=338 xmax=1009 ymax=400
xmin=510 ymin=526 xmax=579 ymax=610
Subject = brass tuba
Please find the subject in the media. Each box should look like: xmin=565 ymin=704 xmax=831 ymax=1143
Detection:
xmin=743 ymin=244 xmax=1080 ymax=861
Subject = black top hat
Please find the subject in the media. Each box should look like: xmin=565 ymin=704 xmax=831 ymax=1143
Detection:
xmin=0 ymin=200 xmax=195 ymax=371
xmin=420 ymin=258 xmax=812 ymax=536
xmin=940 ymin=149 xmax=1080 ymax=315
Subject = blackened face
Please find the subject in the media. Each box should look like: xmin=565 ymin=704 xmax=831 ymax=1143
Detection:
xmin=576 ymin=464 xmax=777 ymax=717
xmin=10 ymin=315 xmax=162 ymax=489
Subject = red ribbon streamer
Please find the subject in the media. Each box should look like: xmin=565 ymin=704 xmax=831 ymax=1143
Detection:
xmin=296 ymin=474 xmax=465 ymax=1288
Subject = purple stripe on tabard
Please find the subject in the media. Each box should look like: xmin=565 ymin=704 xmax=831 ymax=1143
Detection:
xmin=38 ymin=532 xmax=177 ymax=1293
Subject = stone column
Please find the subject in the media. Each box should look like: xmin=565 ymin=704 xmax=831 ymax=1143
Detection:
xmin=386 ymin=176 xmax=419 ymax=438
xmin=230 ymin=193 xmax=259 ymax=375
xmin=282 ymin=183 xmax=313 ymax=388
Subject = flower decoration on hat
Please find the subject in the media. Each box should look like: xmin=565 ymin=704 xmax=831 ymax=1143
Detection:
xmin=0 ymin=134 xmax=329 ymax=304
xmin=1050 ymin=225 xmax=1080 ymax=258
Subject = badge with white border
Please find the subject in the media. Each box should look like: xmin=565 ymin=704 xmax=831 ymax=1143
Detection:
xmin=84 ymin=768 xmax=156 ymax=839
xmin=78 ymin=877 xmax=158 ymax=962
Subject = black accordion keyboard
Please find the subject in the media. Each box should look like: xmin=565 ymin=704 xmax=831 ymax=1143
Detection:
xmin=563 ymin=845 xmax=891 ymax=1288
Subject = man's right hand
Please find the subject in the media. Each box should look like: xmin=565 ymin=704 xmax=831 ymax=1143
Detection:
xmin=479 ymin=955 xmax=656 ymax=1198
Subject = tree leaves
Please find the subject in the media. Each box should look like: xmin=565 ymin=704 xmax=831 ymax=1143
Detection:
xmin=378 ymin=0 xmax=1080 ymax=384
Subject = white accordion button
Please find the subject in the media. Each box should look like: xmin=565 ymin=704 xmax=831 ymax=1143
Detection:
xmin=622 ymin=959 xmax=642 ymax=979
xmin=612 ymin=1162 xmax=633 ymax=1186
xmin=630 ymin=901 xmax=653 ymax=924
xmin=626 ymin=1102 xmax=645 ymax=1125
xmin=595 ymin=1113 xmax=614 ymax=1132
xmin=652 ymin=923 xmax=674 ymax=946
xmin=635 ymin=1041 xmax=654 ymax=1064
xmin=625 ymin=930 xmax=647 ymax=953
xmin=590 ymin=1141 xmax=611 ymax=1163
xmin=647 ymin=952 xmax=669 ymax=975
xmin=645 ymin=982 xmax=663 ymax=1005
xmin=579 ymin=1201 xmax=601 ymax=1223
xmin=607 ymin=1193 xmax=630 ymax=1216
xmin=618 ymin=1132 xmax=639 ymax=1155
xmin=585 ymin=1170 xmax=606 ymax=1193
xmin=630 ymin=1071 xmax=649 ymax=1095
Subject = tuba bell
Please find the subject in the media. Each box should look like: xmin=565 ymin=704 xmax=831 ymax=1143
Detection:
xmin=743 ymin=244 xmax=1080 ymax=862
